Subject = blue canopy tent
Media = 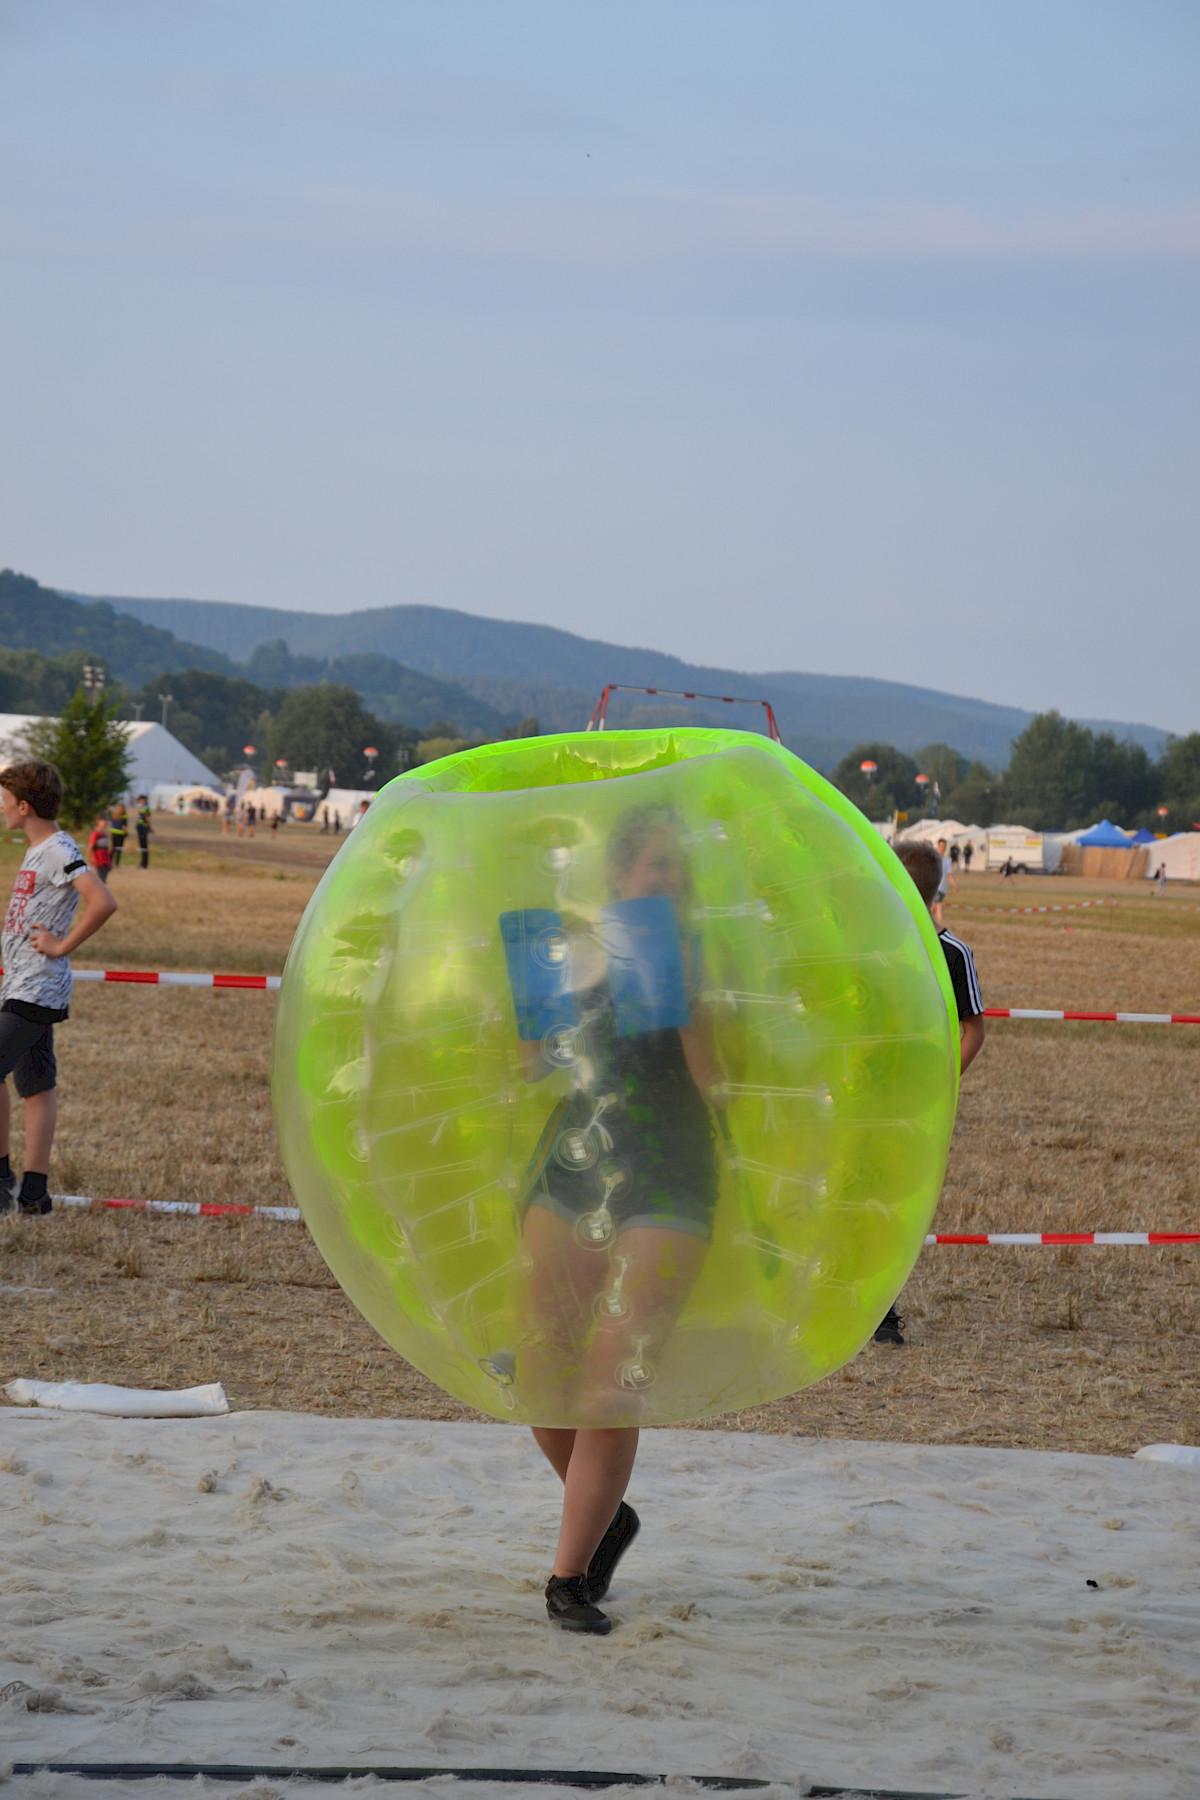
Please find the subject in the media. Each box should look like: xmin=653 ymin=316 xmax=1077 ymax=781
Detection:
xmin=1075 ymin=820 xmax=1133 ymax=848
xmin=1129 ymin=828 xmax=1158 ymax=846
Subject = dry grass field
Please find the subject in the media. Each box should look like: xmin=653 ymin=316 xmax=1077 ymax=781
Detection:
xmin=2 ymin=815 xmax=1198 ymax=1455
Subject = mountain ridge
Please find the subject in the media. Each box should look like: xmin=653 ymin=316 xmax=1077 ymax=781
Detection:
xmin=2 ymin=571 xmax=509 ymax=740
xmin=87 ymin=590 xmax=1172 ymax=770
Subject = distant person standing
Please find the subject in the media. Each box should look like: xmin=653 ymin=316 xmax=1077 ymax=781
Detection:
xmin=949 ymin=842 xmax=960 ymax=874
xmin=932 ymin=836 xmax=956 ymax=927
xmin=135 ymin=796 xmax=152 ymax=870
xmin=333 ymin=810 xmax=342 ymax=835
xmin=246 ymin=802 xmax=257 ymax=838
xmin=223 ymin=795 xmax=235 ymax=837
xmin=110 ymin=803 xmax=128 ymax=867
xmin=88 ymin=814 xmax=112 ymax=884
xmin=962 ymin=840 xmax=973 ymax=874
xmin=321 ymin=805 xmax=330 ymax=834
xmin=1155 ymin=862 xmax=1167 ymax=896
xmin=350 ymin=799 xmax=370 ymax=829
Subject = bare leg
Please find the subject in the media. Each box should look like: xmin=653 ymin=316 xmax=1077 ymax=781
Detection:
xmin=523 ymin=1212 xmax=641 ymax=1577
xmin=578 ymin=1226 xmax=709 ymax=1421
xmin=531 ymin=1423 xmax=641 ymax=1576
xmin=524 ymin=1209 xmax=707 ymax=1589
xmin=521 ymin=1205 xmax=608 ymax=1416
xmin=531 ymin=1426 xmax=575 ymax=1482
xmin=23 ymin=1090 xmax=57 ymax=1172
xmin=550 ymin=1427 xmax=639 ymax=1576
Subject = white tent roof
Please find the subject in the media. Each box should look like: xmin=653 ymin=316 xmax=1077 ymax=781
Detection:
xmin=894 ymin=818 xmax=988 ymax=854
xmin=321 ymin=787 xmax=379 ymax=818
xmin=0 ymin=714 xmax=221 ymax=795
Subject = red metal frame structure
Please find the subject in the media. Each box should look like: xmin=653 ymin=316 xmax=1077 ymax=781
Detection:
xmin=586 ymin=683 xmax=782 ymax=742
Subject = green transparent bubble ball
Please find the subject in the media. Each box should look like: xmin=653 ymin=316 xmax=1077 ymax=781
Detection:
xmin=272 ymin=730 xmax=958 ymax=1427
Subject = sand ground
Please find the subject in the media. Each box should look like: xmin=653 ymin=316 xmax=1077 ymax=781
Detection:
xmin=3 ymin=1412 xmax=1199 ymax=1800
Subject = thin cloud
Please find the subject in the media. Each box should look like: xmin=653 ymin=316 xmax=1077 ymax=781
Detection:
xmin=5 ymin=157 xmax=1197 ymax=270
xmin=309 ymin=187 xmax=1200 ymax=264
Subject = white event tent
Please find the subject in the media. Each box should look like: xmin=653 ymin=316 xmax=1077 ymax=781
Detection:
xmin=1146 ymin=832 xmax=1200 ymax=882
xmin=0 ymin=714 xmax=221 ymax=797
xmin=893 ymin=817 xmax=989 ymax=862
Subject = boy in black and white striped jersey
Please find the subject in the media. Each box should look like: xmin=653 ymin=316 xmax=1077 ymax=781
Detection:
xmin=874 ymin=838 xmax=987 ymax=1345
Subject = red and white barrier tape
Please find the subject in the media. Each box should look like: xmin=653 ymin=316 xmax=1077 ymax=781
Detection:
xmin=70 ymin=969 xmax=281 ymax=989
xmin=927 ymin=1231 xmax=1200 ymax=1246
xmin=64 ymin=972 xmax=1200 ymax=1022
xmin=950 ymin=898 xmax=1117 ymax=916
xmin=8 ymin=967 xmax=1200 ymax=1022
xmin=43 ymin=1196 xmax=1200 ymax=1245
xmin=985 ymin=1007 xmax=1200 ymax=1024
xmin=54 ymin=1194 xmax=301 ymax=1221
xmin=0 ymin=965 xmax=280 ymax=988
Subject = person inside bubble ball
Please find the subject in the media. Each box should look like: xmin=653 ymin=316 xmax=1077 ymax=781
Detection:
xmin=517 ymin=803 xmax=726 ymax=1635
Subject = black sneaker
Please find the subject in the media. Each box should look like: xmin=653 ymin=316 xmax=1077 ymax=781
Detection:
xmin=18 ymin=1192 xmax=53 ymax=1217
xmin=873 ymin=1305 xmax=905 ymax=1345
xmin=545 ymin=1573 xmax=612 ymax=1635
xmin=586 ymin=1501 xmax=640 ymax=1602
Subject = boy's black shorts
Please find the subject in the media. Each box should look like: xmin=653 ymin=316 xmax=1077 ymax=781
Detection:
xmin=0 ymin=1000 xmax=67 ymax=1098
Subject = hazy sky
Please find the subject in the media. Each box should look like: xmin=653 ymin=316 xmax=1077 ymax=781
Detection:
xmin=2 ymin=1 xmax=1197 ymax=729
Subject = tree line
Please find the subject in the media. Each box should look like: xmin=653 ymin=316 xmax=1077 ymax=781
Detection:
xmin=2 ymin=653 xmax=541 ymax=827
xmin=832 ymin=712 xmax=1200 ymax=834
xmin=6 ymin=638 xmax=1195 ymax=838
xmin=1 ymin=647 xmax=538 ymax=787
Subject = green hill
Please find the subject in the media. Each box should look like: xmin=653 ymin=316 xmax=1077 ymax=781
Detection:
xmin=1 ymin=568 xmax=237 ymax=686
xmin=0 ymin=570 xmax=509 ymax=740
xmin=94 ymin=590 xmax=1173 ymax=772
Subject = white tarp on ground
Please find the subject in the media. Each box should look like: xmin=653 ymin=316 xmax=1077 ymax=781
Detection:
xmin=5 ymin=1379 xmax=229 ymax=1417
xmin=2 ymin=1412 xmax=1198 ymax=1800
xmin=0 ymin=714 xmax=220 ymax=794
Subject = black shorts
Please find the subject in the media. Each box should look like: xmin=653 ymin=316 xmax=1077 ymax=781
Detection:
xmin=523 ymin=1100 xmax=719 ymax=1243
xmin=0 ymin=1000 xmax=66 ymax=1098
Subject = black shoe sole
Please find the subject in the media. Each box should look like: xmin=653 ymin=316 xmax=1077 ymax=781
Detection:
xmin=551 ymin=1612 xmax=612 ymax=1635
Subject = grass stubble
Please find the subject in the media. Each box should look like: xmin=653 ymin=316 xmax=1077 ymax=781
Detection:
xmin=1 ymin=824 xmax=1197 ymax=1456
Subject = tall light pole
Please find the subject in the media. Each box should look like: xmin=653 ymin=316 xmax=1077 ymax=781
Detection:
xmin=83 ymin=663 xmax=106 ymax=706
xmin=363 ymin=746 xmax=379 ymax=786
xmin=159 ymin=692 xmax=174 ymax=729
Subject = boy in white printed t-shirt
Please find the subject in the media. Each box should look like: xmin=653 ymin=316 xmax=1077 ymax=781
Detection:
xmin=0 ymin=760 xmax=118 ymax=1214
